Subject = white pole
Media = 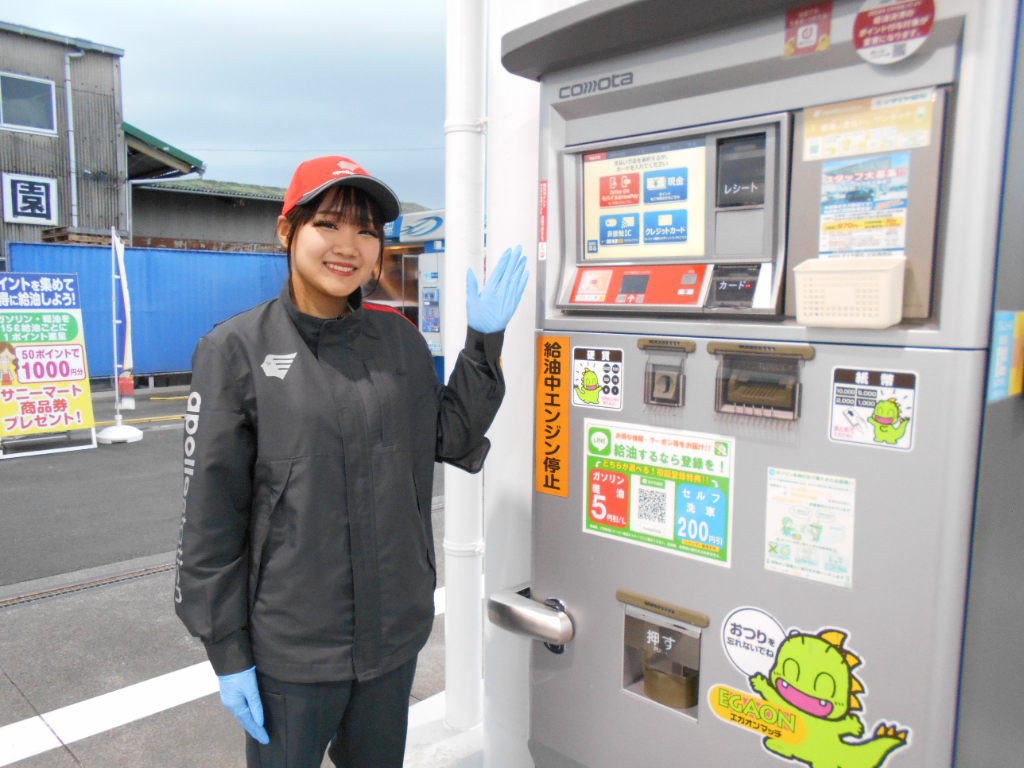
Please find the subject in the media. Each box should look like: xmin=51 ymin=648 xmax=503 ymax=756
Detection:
xmin=110 ymin=226 xmax=121 ymax=427
xmin=444 ymin=0 xmax=487 ymax=731
xmin=64 ymin=50 xmax=84 ymax=229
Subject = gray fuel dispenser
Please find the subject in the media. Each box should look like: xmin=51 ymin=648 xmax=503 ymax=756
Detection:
xmin=488 ymin=1 xmax=1024 ymax=767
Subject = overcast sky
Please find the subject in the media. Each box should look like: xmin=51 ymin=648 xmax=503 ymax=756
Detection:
xmin=5 ymin=0 xmax=447 ymax=208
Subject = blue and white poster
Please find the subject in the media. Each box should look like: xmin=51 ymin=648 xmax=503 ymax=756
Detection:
xmin=819 ymin=152 xmax=909 ymax=258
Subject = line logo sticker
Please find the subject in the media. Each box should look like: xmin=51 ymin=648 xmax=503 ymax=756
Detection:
xmin=583 ymin=418 xmax=734 ymax=566
xmin=261 ymin=352 xmax=297 ymax=380
xmin=571 ymin=347 xmax=623 ymax=410
xmin=829 ymin=367 xmax=915 ymax=450
xmin=714 ymin=606 xmax=911 ymax=767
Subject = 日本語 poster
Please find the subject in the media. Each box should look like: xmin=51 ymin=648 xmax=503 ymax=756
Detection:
xmin=0 ymin=274 xmax=95 ymax=438
xmin=583 ymin=419 xmax=734 ymax=566
xmin=536 ymin=336 xmax=570 ymax=497
xmin=819 ymin=152 xmax=909 ymax=259
xmin=828 ymin=367 xmax=916 ymax=450
xmin=764 ymin=468 xmax=856 ymax=589
xmin=803 ymin=88 xmax=935 ymax=162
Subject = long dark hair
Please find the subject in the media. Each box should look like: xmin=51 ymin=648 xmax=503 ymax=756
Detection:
xmin=282 ymin=184 xmax=387 ymax=298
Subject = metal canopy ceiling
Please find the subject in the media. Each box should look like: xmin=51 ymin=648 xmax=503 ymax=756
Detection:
xmin=501 ymin=0 xmax=797 ymax=81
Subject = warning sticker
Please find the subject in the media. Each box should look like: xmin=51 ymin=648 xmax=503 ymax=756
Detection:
xmin=828 ymin=367 xmax=916 ymax=450
xmin=765 ymin=467 xmax=856 ymax=589
xmin=571 ymin=347 xmax=623 ymax=410
xmin=583 ymin=419 xmax=734 ymax=567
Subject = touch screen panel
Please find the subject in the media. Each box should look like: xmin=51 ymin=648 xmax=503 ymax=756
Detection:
xmin=582 ymin=138 xmax=706 ymax=261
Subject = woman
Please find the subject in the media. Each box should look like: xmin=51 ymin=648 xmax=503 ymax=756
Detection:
xmin=0 ymin=342 xmax=18 ymax=386
xmin=174 ymin=156 xmax=527 ymax=767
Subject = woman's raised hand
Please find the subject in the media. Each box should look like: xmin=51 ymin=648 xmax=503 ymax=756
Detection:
xmin=466 ymin=246 xmax=529 ymax=334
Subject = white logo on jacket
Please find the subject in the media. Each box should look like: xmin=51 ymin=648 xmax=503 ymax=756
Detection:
xmin=261 ymin=353 xmax=298 ymax=379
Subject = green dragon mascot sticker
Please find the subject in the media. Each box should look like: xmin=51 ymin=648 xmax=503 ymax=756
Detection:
xmin=574 ymin=368 xmax=601 ymax=404
xmin=713 ymin=609 xmax=911 ymax=768
xmin=867 ymin=399 xmax=910 ymax=445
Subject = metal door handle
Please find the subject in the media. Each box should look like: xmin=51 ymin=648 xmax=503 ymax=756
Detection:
xmin=487 ymin=583 xmax=574 ymax=653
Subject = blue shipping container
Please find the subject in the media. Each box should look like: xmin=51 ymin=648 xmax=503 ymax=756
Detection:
xmin=9 ymin=244 xmax=288 ymax=377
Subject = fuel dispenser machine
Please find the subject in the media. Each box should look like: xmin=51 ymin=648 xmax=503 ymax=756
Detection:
xmin=488 ymin=1 xmax=1023 ymax=767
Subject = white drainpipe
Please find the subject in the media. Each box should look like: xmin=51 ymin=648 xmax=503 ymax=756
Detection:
xmin=443 ymin=0 xmax=487 ymax=731
xmin=64 ymin=50 xmax=85 ymax=229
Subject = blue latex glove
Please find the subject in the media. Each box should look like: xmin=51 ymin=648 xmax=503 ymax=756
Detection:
xmin=218 ymin=667 xmax=269 ymax=744
xmin=466 ymin=245 xmax=529 ymax=334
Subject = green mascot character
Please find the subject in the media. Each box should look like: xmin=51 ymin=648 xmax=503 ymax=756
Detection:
xmin=750 ymin=629 xmax=908 ymax=768
xmin=575 ymin=368 xmax=601 ymax=404
xmin=867 ymin=399 xmax=909 ymax=445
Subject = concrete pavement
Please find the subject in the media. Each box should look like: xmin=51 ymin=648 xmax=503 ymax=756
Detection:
xmin=0 ymin=385 xmax=450 ymax=766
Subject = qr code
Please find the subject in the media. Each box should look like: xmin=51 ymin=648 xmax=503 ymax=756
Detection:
xmin=892 ymin=42 xmax=907 ymax=57
xmin=637 ymin=487 xmax=667 ymax=524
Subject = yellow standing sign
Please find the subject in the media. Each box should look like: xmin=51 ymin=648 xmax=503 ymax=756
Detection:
xmin=0 ymin=273 xmax=95 ymax=455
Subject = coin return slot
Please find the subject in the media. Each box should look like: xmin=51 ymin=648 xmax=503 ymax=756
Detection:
xmin=715 ymin=353 xmax=801 ymax=420
xmin=639 ymin=338 xmax=694 ymax=409
xmin=622 ymin=604 xmax=702 ymax=720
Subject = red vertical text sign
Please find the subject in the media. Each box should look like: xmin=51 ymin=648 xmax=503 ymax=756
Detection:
xmin=538 ymin=180 xmax=548 ymax=260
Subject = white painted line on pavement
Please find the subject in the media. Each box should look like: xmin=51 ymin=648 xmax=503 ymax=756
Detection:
xmin=0 ymin=586 xmax=449 ymax=764
xmin=0 ymin=662 xmax=218 ymax=766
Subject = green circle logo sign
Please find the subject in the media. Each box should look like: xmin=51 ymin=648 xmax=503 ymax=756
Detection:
xmin=588 ymin=427 xmax=612 ymax=455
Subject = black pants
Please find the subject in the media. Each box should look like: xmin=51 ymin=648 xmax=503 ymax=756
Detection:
xmin=245 ymin=657 xmax=418 ymax=768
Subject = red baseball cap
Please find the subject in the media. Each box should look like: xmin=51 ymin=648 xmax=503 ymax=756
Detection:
xmin=282 ymin=156 xmax=401 ymax=222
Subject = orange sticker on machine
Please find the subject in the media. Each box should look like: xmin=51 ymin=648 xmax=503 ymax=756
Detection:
xmin=709 ymin=684 xmax=807 ymax=745
xmin=536 ymin=336 xmax=570 ymax=497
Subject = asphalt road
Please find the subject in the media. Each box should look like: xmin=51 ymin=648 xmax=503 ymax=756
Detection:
xmin=0 ymin=385 xmax=446 ymax=587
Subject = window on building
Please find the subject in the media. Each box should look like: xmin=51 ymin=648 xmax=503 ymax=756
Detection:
xmin=0 ymin=73 xmax=56 ymax=134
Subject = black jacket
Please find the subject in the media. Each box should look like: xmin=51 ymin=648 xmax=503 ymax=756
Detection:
xmin=174 ymin=283 xmax=504 ymax=683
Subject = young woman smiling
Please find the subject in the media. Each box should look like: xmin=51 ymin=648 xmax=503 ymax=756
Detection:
xmin=174 ymin=156 xmax=528 ymax=768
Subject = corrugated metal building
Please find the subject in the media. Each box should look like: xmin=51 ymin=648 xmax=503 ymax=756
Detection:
xmin=0 ymin=22 xmax=127 ymax=266
xmin=131 ymin=180 xmax=285 ymax=252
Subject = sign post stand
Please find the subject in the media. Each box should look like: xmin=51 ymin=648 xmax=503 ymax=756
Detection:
xmin=97 ymin=228 xmax=142 ymax=444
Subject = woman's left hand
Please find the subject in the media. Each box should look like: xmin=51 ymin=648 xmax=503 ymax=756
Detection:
xmin=466 ymin=246 xmax=529 ymax=334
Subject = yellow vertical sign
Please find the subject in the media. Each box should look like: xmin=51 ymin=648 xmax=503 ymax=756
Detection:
xmin=0 ymin=274 xmax=95 ymax=438
xmin=536 ymin=336 xmax=569 ymax=497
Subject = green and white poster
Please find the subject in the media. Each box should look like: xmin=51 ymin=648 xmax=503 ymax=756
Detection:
xmin=583 ymin=419 xmax=734 ymax=567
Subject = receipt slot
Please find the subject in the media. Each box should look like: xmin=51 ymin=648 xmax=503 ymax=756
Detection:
xmin=497 ymin=2 xmax=1024 ymax=768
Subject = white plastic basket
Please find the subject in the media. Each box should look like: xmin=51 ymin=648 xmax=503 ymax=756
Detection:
xmin=794 ymin=256 xmax=906 ymax=329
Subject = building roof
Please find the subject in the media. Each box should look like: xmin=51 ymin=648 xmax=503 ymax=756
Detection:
xmin=136 ymin=179 xmax=287 ymax=202
xmin=138 ymin=179 xmax=430 ymax=212
xmin=124 ymin=123 xmax=205 ymax=180
xmin=0 ymin=20 xmax=124 ymax=56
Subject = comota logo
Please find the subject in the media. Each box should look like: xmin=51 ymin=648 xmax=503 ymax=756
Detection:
xmin=402 ymin=216 xmax=443 ymax=238
xmin=261 ymin=353 xmax=297 ymax=380
xmin=558 ymin=72 xmax=634 ymax=99
xmin=588 ymin=427 xmax=612 ymax=455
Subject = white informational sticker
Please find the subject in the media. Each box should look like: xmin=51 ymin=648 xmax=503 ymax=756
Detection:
xmin=583 ymin=419 xmax=734 ymax=566
xmin=829 ymin=367 xmax=916 ymax=450
xmin=721 ymin=606 xmax=787 ymax=677
xmin=765 ymin=468 xmax=856 ymax=589
xmin=853 ymin=0 xmax=934 ymax=66
xmin=819 ymin=152 xmax=909 ymax=259
xmin=571 ymin=347 xmax=623 ymax=410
